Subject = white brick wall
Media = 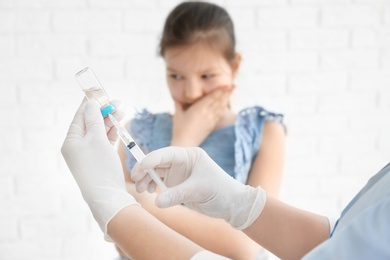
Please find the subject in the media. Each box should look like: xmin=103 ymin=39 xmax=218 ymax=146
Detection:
xmin=1 ymin=0 xmax=389 ymax=259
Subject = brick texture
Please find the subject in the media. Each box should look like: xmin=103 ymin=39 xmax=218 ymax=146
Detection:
xmin=1 ymin=0 xmax=389 ymax=259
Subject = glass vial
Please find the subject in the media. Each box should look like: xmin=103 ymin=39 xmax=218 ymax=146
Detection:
xmin=75 ymin=67 xmax=115 ymax=117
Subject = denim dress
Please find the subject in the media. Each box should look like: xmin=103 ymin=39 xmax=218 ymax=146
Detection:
xmin=124 ymin=106 xmax=284 ymax=184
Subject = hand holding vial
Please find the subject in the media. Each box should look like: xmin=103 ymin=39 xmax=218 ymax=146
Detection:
xmin=75 ymin=67 xmax=167 ymax=191
xmin=61 ymin=99 xmax=139 ymax=241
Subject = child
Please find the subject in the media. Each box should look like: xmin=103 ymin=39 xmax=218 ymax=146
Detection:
xmin=117 ymin=1 xmax=286 ymax=259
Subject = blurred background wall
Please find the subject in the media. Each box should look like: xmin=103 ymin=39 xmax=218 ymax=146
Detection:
xmin=1 ymin=0 xmax=389 ymax=259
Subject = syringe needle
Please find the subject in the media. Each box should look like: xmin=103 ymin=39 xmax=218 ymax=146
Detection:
xmin=108 ymin=114 xmax=167 ymax=191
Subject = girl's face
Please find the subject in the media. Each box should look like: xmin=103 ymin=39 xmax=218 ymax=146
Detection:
xmin=164 ymin=42 xmax=240 ymax=109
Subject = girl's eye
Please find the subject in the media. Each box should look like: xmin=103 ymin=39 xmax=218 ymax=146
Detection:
xmin=202 ymin=74 xmax=214 ymax=79
xmin=170 ymin=74 xmax=182 ymax=80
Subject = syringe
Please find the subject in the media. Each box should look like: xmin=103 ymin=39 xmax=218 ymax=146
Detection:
xmin=75 ymin=66 xmax=167 ymax=191
xmin=108 ymin=114 xmax=167 ymax=191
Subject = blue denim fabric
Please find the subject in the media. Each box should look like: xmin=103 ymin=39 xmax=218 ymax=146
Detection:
xmin=125 ymin=106 xmax=284 ymax=184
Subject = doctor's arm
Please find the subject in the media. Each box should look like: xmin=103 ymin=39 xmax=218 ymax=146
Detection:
xmin=132 ymin=147 xmax=331 ymax=260
xmin=107 ymin=205 xmax=203 ymax=259
xmin=244 ymin=196 xmax=329 ymax=260
xmin=117 ymin=136 xmax=262 ymax=260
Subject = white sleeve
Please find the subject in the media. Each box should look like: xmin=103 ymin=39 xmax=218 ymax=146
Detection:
xmin=190 ymin=251 xmax=232 ymax=260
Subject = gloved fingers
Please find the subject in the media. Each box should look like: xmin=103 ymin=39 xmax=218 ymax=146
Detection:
xmin=106 ymin=126 xmax=118 ymax=145
xmin=105 ymin=111 xmax=125 ymax=143
xmin=131 ymin=163 xmax=160 ymax=193
xmin=134 ymin=169 xmax=169 ymax=194
xmin=155 ymin=190 xmax=176 ymax=208
xmin=103 ymin=100 xmax=125 ymax=144
xmin=104 ymin=99 xmax=122 ymax=127
xmin=155 ymin=182 xmax=194 ymax=208
xmin=66 ymin=98 xmax=88 ymax=139
xmin=130 ymin=162 xmax=144 ymax=182
xmin=147 ymin=181 xmax=157 ymax=193
xmin=131 ymin=159 xmax=173 ymax=184
xmin=84 ymin=101 xmax=107 ymax=139
xmin=134 ymin=172 xmax=153 ymax=193
xmin=136 ymin=147 xmax=188 ymax=174
xmin=103 ymin=106 xmax=125 ymax=129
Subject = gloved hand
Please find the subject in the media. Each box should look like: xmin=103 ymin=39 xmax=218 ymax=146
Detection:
xmin=131 ymin=147 xmax=266 ymax=230
xmin=61 ymin=99 xmax=138 ymax=241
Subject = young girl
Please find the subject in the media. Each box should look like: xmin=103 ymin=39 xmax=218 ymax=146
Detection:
xmin=117 ymin=1 xmax=286 ymax=259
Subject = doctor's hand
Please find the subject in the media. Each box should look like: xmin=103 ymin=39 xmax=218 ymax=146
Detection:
xmin=61 ymin=99 xmax=138 ymax=241
xmin=131 ymin=147 xmax=265 ymax=230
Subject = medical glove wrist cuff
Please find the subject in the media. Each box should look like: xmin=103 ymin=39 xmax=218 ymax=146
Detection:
xmin=103 ymin=202 xmax=141 ymax=242
xmin=84 ymin=188 xmax=139 ymax=242
xmin=231 ymin=186 xmax=266 ymax=230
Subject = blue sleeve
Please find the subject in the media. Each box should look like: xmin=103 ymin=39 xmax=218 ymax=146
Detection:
xmin=234 ymin=106 xmax=284 ymax=184
xmin=302 ymin=196 xmax=390 ymax=259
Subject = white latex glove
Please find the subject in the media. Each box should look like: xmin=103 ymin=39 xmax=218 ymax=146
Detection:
xmin=61 ymin=99 xmax=138 ymax=241
xmin=131 ymin=147 xmax=266 ymax=230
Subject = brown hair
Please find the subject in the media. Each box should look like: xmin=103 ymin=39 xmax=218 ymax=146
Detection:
xmin=159 ymin=1 xmax=236 ymax=62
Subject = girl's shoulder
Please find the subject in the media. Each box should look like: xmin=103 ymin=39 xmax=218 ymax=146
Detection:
xmin=236 ymin=106 xmax=284 ymax=126
xmin=234 ymin=105 xmax=286 ymax=144
xmin=130 ymin=109 xmax=171 ymax=127
xmin=233 ymin=106 xmax=286 ymax=183
xmin=129 ymin=109 xmax=171 ymax=147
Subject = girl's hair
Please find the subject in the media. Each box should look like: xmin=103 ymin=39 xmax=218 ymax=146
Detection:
xmin=159 ymin=1 xmax=236 ymax=62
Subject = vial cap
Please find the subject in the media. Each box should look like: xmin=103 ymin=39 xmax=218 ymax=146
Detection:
xmin=101 ymin=104 xmax=115 ymax=117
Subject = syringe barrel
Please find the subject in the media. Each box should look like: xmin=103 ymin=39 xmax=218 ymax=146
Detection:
xmin=127 ymin=142 xmax=167 ymax=190
xmin=129 ymin=144 xmax=146 ymax=162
